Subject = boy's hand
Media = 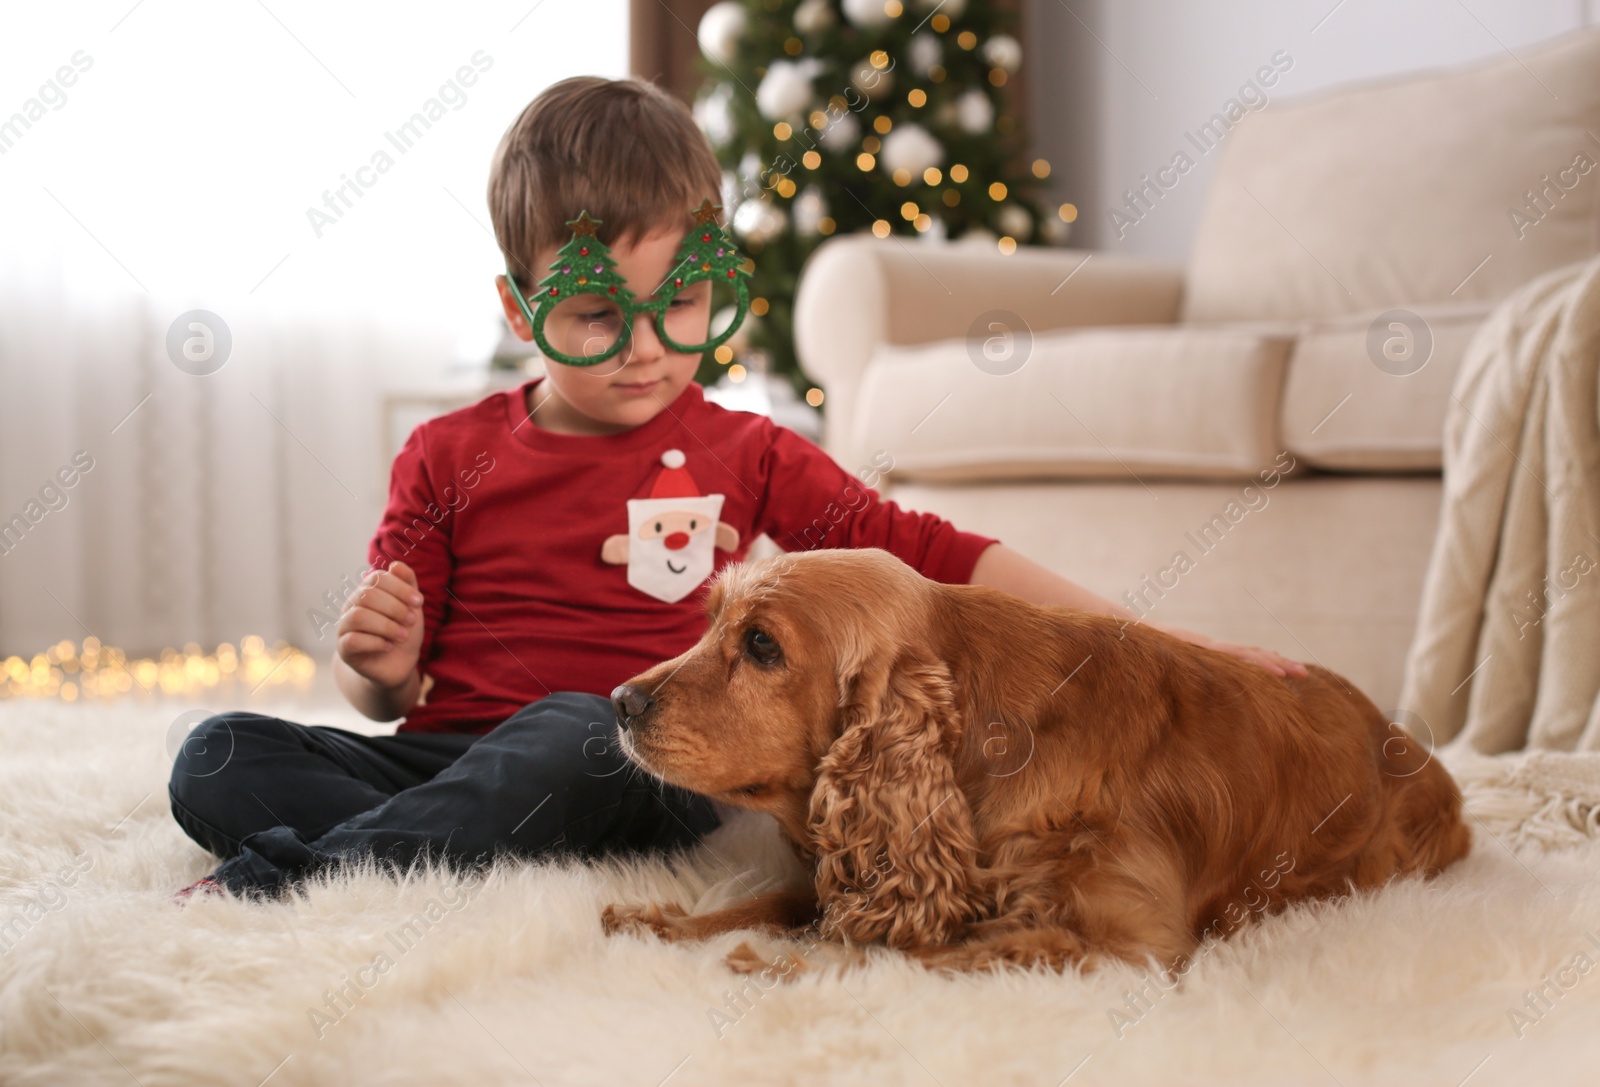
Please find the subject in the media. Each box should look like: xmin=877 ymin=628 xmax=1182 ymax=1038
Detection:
xmin=1203 ymin=637 xmax=1309 ymax=678
xmin=335 ymin=561 xmax=426 ymax=691
xmin=1155 ymin=622 xmax=1309 ymax=678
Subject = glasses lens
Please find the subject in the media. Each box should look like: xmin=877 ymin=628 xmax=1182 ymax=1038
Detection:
xmin=660 ymin=275 xmax=742 ymax=353
xmin=542 ymin=290 xmax=626 ymax=363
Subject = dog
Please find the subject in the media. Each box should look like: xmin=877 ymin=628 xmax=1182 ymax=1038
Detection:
xmin=601 ymin=548 xmax=1471 ymax=974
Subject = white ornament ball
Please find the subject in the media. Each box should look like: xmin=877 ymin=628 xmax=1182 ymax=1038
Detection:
xmin=908 ymin=33 xmax=942 ymax=77
xmin=983 ymin=34 xmax=1023 ymax=74
xmin=1040 ymin=214 xmax=1070 ymax=245
xmin=842 ymin=0 xmax=893 ymax=28
xmin=738 ymin=151 xmax=763 ymax=186
xmin=757 ymin=60 xmax=818 ymax=120
xmin=879 ymin=123 xmax=944 ymax=177
xmin=697 ymin=2 xmax=746 ymax=65
xmin=850 ymin=58 xmax=893 ymax=100
xmin=998 ymin=203 xmax=1033 ymax=241
xmin=914 ymin=0 xmax=966 ymax=14
xmin=816 ymin=110 xmax=861 ymax=152
xmin=794 ymin=0 xmax=835 ymax=33
xmin=733 ymin=198 xmax=787 ymax=245
xmin=956 ymin=89 xmax=994 ymax=134
xmin=793 ymin=186 xmax=829 ymax=235
xmin=957 ymin=225 xmax=997 ymax=247
xmin=693 ymin=84 xmax=735 ymax=146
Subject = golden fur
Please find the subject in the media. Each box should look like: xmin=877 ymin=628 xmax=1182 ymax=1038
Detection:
xmin=602 ymin=548 xmax=1471 ymax=974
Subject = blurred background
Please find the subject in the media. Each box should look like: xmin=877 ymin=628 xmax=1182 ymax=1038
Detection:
xmin=0 ymin=0 xmax=1592 ymax=703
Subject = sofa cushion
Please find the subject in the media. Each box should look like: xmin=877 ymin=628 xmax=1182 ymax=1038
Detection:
xmin=854 ymin=327 xmax=1294 ymax=482
xmin=1281 ymin=305 xmax=1492 ymax=471
xmin=1184 ymin=28 xmax=1600 ymax=324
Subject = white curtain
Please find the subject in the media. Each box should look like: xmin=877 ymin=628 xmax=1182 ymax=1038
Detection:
xmin=0 ymin=0 xmax=627 ymax=657
xmin=0 ymin=283 xmax=458 ymax=655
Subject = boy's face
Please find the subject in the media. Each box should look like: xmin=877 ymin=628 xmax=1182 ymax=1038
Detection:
xmin=495 ymin=220 xmax=704 ymax=435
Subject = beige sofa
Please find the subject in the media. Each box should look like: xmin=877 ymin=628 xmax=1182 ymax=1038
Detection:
xmin=792 ymin=28 xmax=1600 ymax=712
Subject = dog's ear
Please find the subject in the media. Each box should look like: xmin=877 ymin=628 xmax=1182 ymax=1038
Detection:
xmin=807 ymin=650 xmax=981 ymax=950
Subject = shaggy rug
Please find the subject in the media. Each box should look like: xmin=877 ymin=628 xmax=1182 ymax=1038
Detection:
xmin=3 ymin=699 xmax=1600 ymax=1087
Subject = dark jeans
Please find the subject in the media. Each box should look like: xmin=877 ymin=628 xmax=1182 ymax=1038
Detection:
xmin=167 ymin=691 xmax=721 ymax=896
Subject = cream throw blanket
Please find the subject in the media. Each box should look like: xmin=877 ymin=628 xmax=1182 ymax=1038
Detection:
xmin=1401 ymin=254 xmax=1600 ymax=836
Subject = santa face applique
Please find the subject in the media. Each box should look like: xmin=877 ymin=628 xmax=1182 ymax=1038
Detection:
xmin=601 ymin=449 xmax=741 ymax=603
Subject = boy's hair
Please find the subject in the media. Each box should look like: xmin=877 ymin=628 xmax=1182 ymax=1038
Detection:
xmin=488 ymin=76 xmax=723 ymax=290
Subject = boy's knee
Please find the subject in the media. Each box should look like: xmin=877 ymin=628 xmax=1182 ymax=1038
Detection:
xmin=168 ymin=712 xmax=279 ymax=802
xmin=493 ymin=692 xmax=631 ymax=778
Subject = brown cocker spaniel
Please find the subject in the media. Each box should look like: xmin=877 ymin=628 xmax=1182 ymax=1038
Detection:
xmin=602 ymin=548 xmax=1470 ymax=974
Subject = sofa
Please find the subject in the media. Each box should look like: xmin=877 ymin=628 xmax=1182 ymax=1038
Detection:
xmin=791 ymin=27 xmax=1600 ymax=712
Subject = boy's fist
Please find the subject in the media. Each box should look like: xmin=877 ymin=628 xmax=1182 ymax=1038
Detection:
xmin=335 ymin=561 xmax=425 ymax=691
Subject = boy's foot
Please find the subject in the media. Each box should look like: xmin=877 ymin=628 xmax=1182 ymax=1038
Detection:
xmin=171 ymin=874 xmax=223 ymax=906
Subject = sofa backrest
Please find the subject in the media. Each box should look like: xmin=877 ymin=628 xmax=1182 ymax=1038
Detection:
xmin=1183 ymin=28 xmax=1600 ymax=324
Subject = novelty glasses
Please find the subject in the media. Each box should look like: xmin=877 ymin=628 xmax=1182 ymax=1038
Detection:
xmin=504 ymin=200 xmax=753 ymax=367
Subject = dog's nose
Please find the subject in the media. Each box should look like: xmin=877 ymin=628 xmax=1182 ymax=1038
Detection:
xmin=611 ymin=684 xmax=654 ymax=729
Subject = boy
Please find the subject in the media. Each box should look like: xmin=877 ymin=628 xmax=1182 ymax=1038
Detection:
xmin=169 ymin=76 xmax=1304 ymax=901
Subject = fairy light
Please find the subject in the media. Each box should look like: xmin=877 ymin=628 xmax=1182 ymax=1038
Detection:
xmin=1 ymin=637 xmax=315 ymax=701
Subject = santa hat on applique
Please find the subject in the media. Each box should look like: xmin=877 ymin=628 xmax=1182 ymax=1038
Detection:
xmin=648 ymin=449 xmax=702 ymax=499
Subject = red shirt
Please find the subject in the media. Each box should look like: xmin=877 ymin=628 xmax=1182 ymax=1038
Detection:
xmin=369 ymin=378 xmax=999 ymax=734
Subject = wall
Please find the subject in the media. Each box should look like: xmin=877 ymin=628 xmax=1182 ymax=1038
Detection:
xmin=1023 ymin=0 xmax=1600 ymax=262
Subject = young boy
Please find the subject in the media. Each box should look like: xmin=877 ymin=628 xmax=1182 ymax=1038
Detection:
xmin=169 ymin=76 xmax=1305 ymax=901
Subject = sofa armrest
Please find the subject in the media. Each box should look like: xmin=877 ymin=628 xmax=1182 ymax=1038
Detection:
xmin=792 ymin=235 xmax=1185 ymax=465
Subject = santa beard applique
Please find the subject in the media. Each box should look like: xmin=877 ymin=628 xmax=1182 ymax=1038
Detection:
xmin=601 ymin=449 xmax=740 ymax=604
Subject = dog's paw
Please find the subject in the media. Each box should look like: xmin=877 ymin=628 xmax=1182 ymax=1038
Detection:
xmin=724 ymin=941 xmax=772 ymax=974
xmin=725 ymin=940 xmax=812 ymax=980
xmin=601 ymin=902 xmax=689 ymax=941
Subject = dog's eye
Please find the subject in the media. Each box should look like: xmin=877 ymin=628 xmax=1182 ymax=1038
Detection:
xmin=735 ymin=783 xmax=766 ymax=796
xmin=743 ymin=627 xmax=783 ymax=667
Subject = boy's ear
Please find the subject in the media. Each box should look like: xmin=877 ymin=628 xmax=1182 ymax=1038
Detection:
xmin=495 ymin=275 xmax=534 ymax=342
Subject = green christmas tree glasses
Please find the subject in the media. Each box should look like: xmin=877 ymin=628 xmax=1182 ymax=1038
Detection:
xmin=504 ymin=200 xmax=754 ymax=367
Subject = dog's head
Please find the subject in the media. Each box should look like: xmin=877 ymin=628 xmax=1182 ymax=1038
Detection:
xmin=612 ymin=547 xmax=984 ymax=948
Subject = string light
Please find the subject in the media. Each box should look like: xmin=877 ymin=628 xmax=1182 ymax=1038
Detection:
xmin=1 ymin=637 xmax=315 ymax=701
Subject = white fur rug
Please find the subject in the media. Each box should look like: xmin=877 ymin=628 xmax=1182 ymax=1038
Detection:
xmin=4 ymin=699 xmax=1600 ymax=1087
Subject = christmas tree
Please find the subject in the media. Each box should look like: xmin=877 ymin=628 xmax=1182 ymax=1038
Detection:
xmin=660 ymin=199 xmax=755 ymax=355
xmin=690 ymin=0 xmax=1072 ymax=402
xmin=535 ymin=210 xmax=638 ymax=306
